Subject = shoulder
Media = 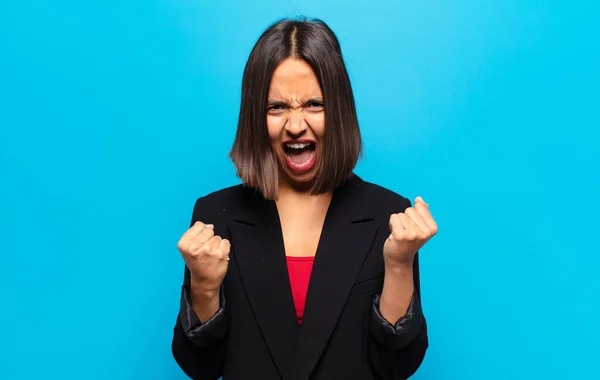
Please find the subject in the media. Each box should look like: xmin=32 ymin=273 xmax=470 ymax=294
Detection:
xmin=356 ymin=177 xmax=412 ymax=212
xmin=190 ymin=183 xmax=254 ymax=221
xmin=196 ymin=183 xmax=246 ymax=206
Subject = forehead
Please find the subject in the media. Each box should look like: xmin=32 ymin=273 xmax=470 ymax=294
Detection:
xmin=269 ymin=58 xmax=322 ymax=97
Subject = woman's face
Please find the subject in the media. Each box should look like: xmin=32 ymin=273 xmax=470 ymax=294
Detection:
xmin=267 ymin=58 xmax=325 ymax=188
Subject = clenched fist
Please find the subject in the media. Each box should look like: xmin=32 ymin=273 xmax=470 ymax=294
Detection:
xmin=177 ymin=221 xmax=231 ymax=291
xmin=383 ymin=196 xmax=438 ymax=268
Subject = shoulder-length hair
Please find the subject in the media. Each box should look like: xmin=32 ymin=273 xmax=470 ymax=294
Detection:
xmin=229 ymin=17 xmax=362 ymax=200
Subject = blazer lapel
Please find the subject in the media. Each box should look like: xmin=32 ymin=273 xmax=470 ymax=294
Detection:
xmin=229 ymin=188 xmax=299 ymax=380
xmin=291 ymin=176 xmax=379 ymax=380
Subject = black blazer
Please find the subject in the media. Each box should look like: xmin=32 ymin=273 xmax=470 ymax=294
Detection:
xmin=172 ymin=175 xmax=428 ymax=380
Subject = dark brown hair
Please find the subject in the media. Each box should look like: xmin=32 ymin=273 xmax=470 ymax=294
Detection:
xmin=229 ymin=17 xmax=362 ymax=199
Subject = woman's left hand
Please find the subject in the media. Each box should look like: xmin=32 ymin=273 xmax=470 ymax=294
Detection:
xmin=383 ymin=196 xmax=438 ymax=268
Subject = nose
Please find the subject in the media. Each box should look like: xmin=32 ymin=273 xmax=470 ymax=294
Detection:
xmin=284 ymin=110 xmax=308 ymax=136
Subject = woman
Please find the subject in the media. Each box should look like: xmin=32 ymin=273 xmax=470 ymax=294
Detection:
xmin=172 ymin=17 xmax=438 ymax=380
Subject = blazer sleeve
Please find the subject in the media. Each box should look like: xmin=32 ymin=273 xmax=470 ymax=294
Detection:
xmin=368 ymin=252 xmax=428 ymax=379
xmin=171 ymin=198 xmax=229 ymax=380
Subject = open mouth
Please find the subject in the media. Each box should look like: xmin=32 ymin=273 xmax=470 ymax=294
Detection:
xmin=283 ymin=141 xmax=317 ymax=172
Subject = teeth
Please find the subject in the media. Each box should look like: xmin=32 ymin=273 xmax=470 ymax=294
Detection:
xmin=285 ymin=142 xmax=311 ymax=149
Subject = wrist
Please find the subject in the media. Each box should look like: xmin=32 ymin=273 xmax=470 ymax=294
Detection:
xmin=380 ymin=261 xmax=415 ymax=323
xmin=190 ymin=275 xmax=221 ymax=298
xmin=384 ymin=260 xmax=414 ymax=277
xmin=189 ymin=277 xmax=221 ymax=323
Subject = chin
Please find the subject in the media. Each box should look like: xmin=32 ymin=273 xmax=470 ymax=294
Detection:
xmin=289 ymin=171 xmax=317 ymax=184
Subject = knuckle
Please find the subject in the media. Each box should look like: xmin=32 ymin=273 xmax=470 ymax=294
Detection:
xmin=197 ymin=244 xmax=210 ymax=256
xmin=188 ymin=241 xmax=199 ymax=253
xmin=187 ymin=248 xmax=200 ymax=258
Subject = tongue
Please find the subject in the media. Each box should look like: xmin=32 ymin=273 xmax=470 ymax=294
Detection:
xmin=288 ymin=149 xmax=313 ymax=164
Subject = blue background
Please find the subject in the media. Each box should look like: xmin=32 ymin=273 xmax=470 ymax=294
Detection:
xmin=1 ymin=1 xmax=599 ymax=379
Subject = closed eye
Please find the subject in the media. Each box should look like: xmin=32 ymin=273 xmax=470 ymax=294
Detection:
xmin=267 ymin=99 xmax=324 ymax=114
xmin=304 ymin=100 xmax=324 ymax=111
xmin=267 ymin=102 xmax=288 ymax=114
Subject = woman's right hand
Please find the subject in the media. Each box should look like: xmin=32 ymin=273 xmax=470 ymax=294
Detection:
xmin=177 ymin=221 xmax=231 ymax=292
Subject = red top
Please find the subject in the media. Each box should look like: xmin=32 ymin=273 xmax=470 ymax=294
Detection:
xmin=286 ymin=256 xmax=315 ymax=325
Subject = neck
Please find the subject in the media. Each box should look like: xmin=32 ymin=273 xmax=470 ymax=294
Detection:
xmin=274 ymin=183 xmax=333 ymax=229
xmin=276 ymin=181 xmax=332 ymax=205
xmin=277 ymin=175 xmax=312 ymax=194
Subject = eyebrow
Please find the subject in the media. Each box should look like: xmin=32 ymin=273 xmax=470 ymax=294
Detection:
xmin=267 ymin=100 xmax=289 ymax=107
xmin=267 ymin=97 xmax=324 ymax=106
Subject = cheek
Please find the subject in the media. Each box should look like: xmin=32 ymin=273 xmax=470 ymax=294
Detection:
xmin=266 ymin=115 xmax=285 ymax=142
xmin=306 ymin=113 xmax=325 ymax=138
